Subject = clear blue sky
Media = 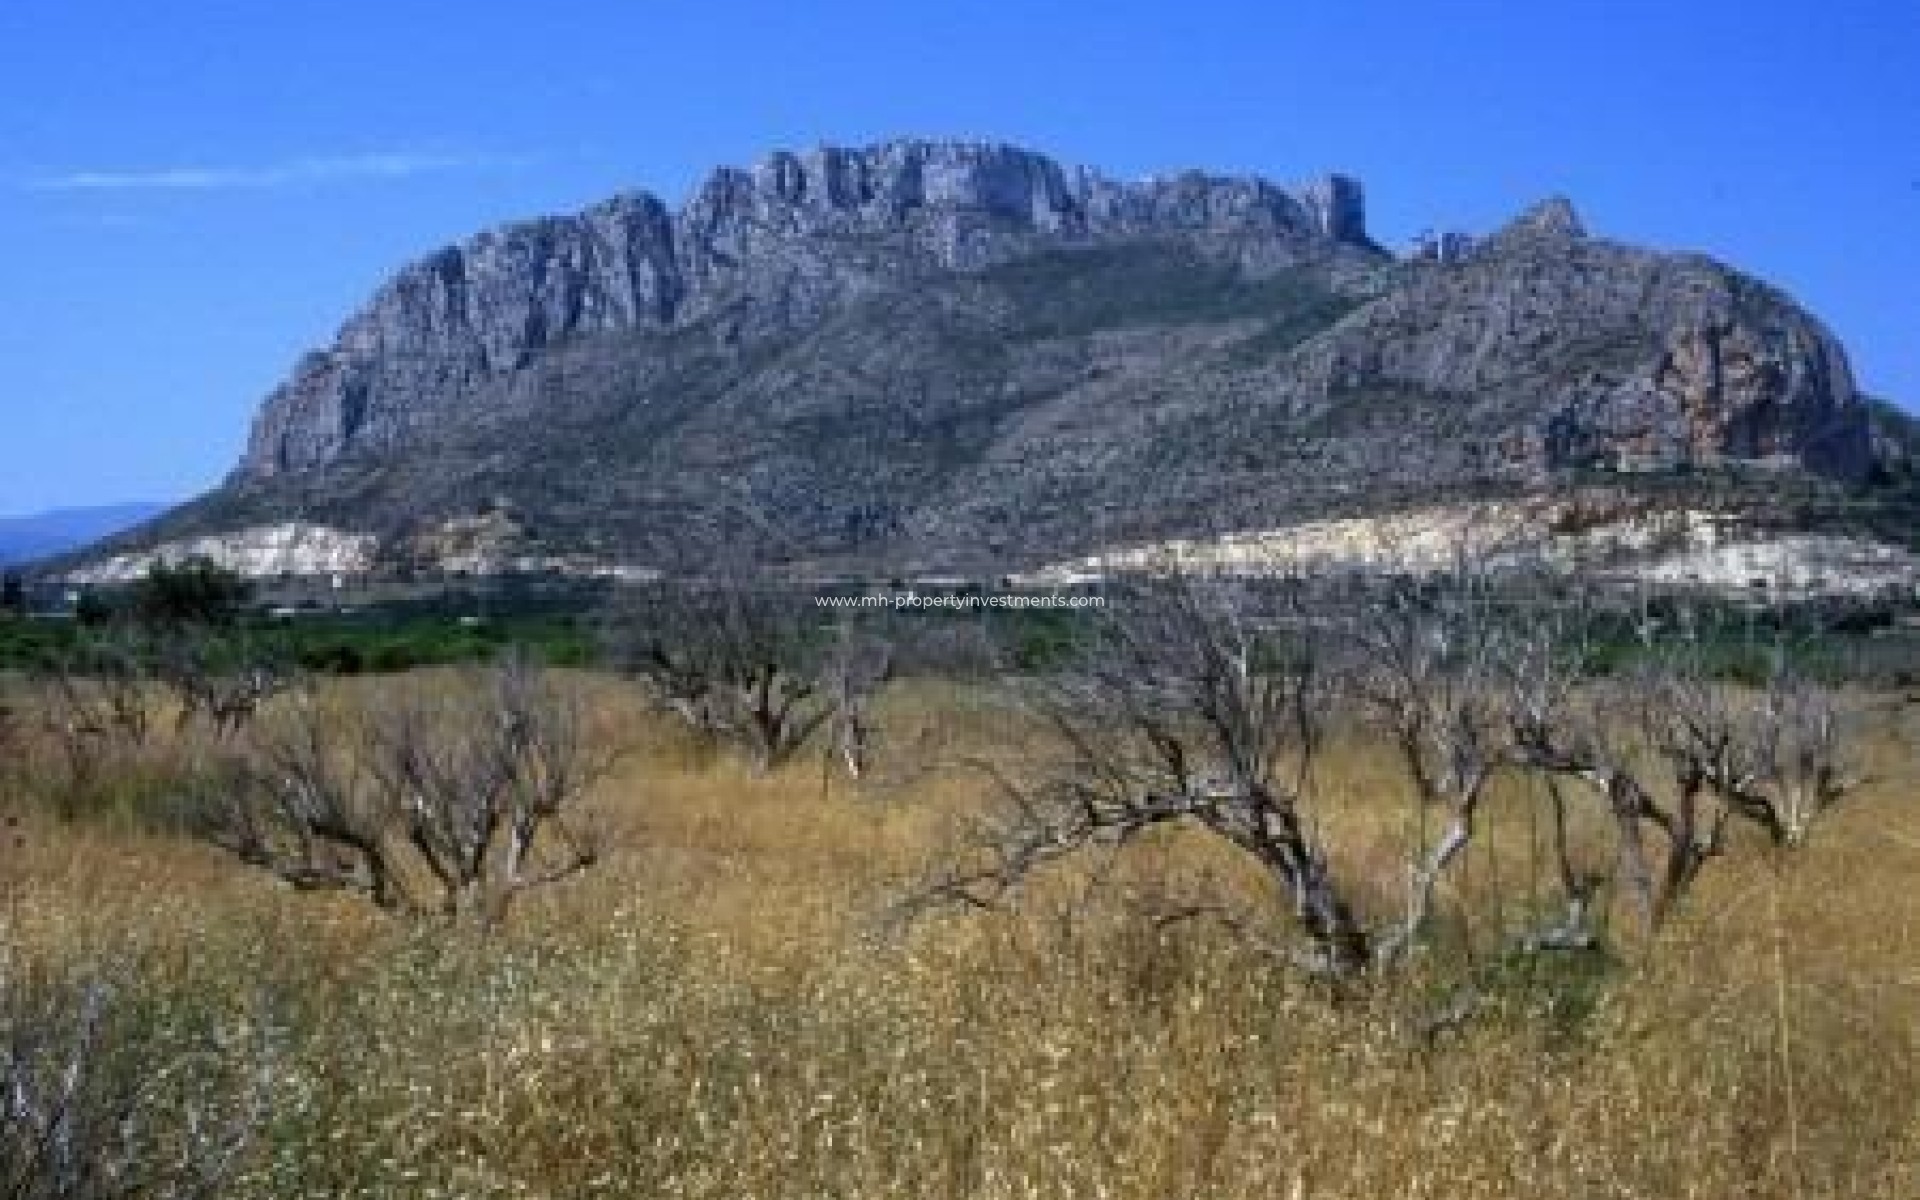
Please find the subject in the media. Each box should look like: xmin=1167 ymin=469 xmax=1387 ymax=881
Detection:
xmin=1 ymin=0 xmax=1914 ymax=515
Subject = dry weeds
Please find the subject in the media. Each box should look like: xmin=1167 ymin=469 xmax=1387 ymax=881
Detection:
xmin=1 ymin=674 xmax=1914 ymax=1198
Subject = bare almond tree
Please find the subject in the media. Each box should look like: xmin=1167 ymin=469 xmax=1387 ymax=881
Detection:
xmin=1500 ymin=591 xmax=1682 ymax=928
xmin=365 ymin=654 xmax=602 ymax=924
xmin=907 ymin=561 xmax=1862 ymax=993
xmin=0 ymin=688 xmax=20 ymax=781
xmin=821 ymin=621 xmax=893 ymax=781
xmin=157 ymin=632 xmax=289 ymax=741
xmin=1505 ymin=598 xmax=1859 ymax=928
xmin=908 ymin=573 xmax=1373 ymax=978
xmin=35 ymin=633 xmax=154 ymax=748
xmin=186 ymin=689 xmax=400 ymax=907
xmin=28 ymin=634 xmax=159 ymax=813
xmin=185 ymin=654 xmax=604 ymax=927
xmin=1722 ymin=656 xmax=1855 ymax=848
xmin=1335 ymin=561 xmax=1513 ymax=964
xmin=0 ymin=971 xmax=270 ymax=1199
xmin=608 ymin=577 xmax=851 ymax=774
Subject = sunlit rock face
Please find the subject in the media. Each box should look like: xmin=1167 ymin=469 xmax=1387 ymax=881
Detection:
xmin=63 ymin=523 xmax=378 ymax=584
xmin=238 ymin=139 xmax=1373 ymax=480
xmin=1284 ymin=199 xmax=1869 ymax=482
xmin=82 ymin=138 xmax=1874 ymax=580
xmin=1026 ymin=500 xmax=1919 ymax=600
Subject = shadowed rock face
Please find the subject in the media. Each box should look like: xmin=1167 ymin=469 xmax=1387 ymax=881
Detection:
xmin=175 ymin=138 xmax=1872 ymax=575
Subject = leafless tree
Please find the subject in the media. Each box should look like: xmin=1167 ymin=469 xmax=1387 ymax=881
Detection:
xmin=184 ymin=654 xmax=604 ymax=927
xmin=1334 ymin=559 xmax=1515 ymax=964
xmin=364 ymin=654 xmax=602 ymax=924
xmin=27 ymin=635 xmax=159 ymax=810
xmin=608 ymin=577 xmax=848 ymax=774
xmin=0 ymin=690 xmax=19 ymax=775
xmin=820 ymin=622 xmax=893 ymax=781
xmin=905 ymin=559 xmax=1862 ymax=991
xmin=0 ymin=971 xmax=270 ymax=1199
xmin=1504 ymin=598 xmax=1858 ymax=928
xmin=156 ymin=633 xmax=289 ymax=741
xmin=907 ymin=573 xmax=1374 ymax=978
xmin=185 ymin=689 xmax=399 ymax=908
xmin=35 ymin=634 xmax=153 ymax=752
xmin=1725 ymin=657 xmax=1856 ymax=848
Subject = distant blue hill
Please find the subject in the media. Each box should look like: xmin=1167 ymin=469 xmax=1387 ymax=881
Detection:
xmin=0 ymin=502 xmax=169 ymax=568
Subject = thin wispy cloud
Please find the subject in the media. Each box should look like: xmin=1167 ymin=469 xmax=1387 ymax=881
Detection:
xmin=25 ymin=150 xmax=533 ymax=192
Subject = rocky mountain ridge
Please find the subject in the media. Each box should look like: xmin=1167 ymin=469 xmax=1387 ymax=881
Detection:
xmin=243 ymin=140 xmax=1374 ymax=478
xmin=0 ymin=502 xmax=168 ymax=568
xmin=87 ymin=138 xmax=1889 ymax=580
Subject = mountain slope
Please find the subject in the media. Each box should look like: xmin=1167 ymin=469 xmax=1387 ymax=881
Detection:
xmin=0 ymin=502 xmax=167 ymax=567
xmin=87 ymin=139 xmax=1876 ymax=577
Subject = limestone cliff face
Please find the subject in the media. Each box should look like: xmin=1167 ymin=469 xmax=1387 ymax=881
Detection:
xmin=1285 ymin=199 xmax=1869 ymax=479
xmin=241 ymin=139 xmax=1369 ymax=477
xmin=64 ymin=522 xmax=377 ymax=584
xmin=246 ymin=192 xmax=684 ymax=473
xmin=174 ymin=139 xmax=1885 ymax=577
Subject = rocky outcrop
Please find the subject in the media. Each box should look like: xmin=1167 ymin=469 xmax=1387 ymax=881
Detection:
xmin=241 ymin=139 xmax=1374 ymax=477
xmin=63 ymin=522 xmax=378 ymax=584
xmin=1025 ymin=499 xmax=1920 ymax=599
xmin=117 ymin=139 xmax=1880 ymax=580
xmin=1282 ymin=198 xmax=1870 ymax=479
xmin=248 ymin=192 xmax=685 ymax=472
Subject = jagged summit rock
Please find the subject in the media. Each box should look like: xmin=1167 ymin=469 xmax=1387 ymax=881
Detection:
xmin=240 ymin=138 xmax=1378 ymax=479
xmin=88 ymin=137 xmax=1878 ymax=578
xmin=1497 ymin=196 xmax=1587 ymax=242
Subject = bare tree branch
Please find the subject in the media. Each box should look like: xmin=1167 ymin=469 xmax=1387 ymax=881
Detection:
xmin=182 ymin=654 xmax=606 ymax=927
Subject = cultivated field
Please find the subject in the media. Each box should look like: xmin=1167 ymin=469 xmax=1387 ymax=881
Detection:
xmin=1 ymin=664 xmax=1915 ymax=1199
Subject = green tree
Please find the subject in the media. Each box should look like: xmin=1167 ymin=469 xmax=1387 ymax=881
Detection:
xmin=129 ymin=556 xmax=251 ymax=629
xmin=73 ymin=587 xmax=115 ymax=626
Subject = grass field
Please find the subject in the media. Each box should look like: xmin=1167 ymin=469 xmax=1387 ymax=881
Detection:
xmin=2 ymin=673 xmax=1916 ymax=1198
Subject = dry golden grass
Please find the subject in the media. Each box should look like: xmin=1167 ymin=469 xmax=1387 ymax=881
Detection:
xmin=1 ymin=674 xmax=1915 ymax=1198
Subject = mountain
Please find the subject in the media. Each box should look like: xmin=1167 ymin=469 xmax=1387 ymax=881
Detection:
xmin=79 ymin=138 xmax=1881 ymax=579
xmin=1867 ymin=396 xmax=1920 ymax=477
xmin=0 ymin=502 xmax=168 ymax=567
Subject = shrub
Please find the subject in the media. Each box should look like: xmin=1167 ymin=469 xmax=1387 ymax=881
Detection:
xmin=128 ymin=557 xmax=251 ymax=630
xmin=0 ymin=966 xmax=271 ymax=1198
